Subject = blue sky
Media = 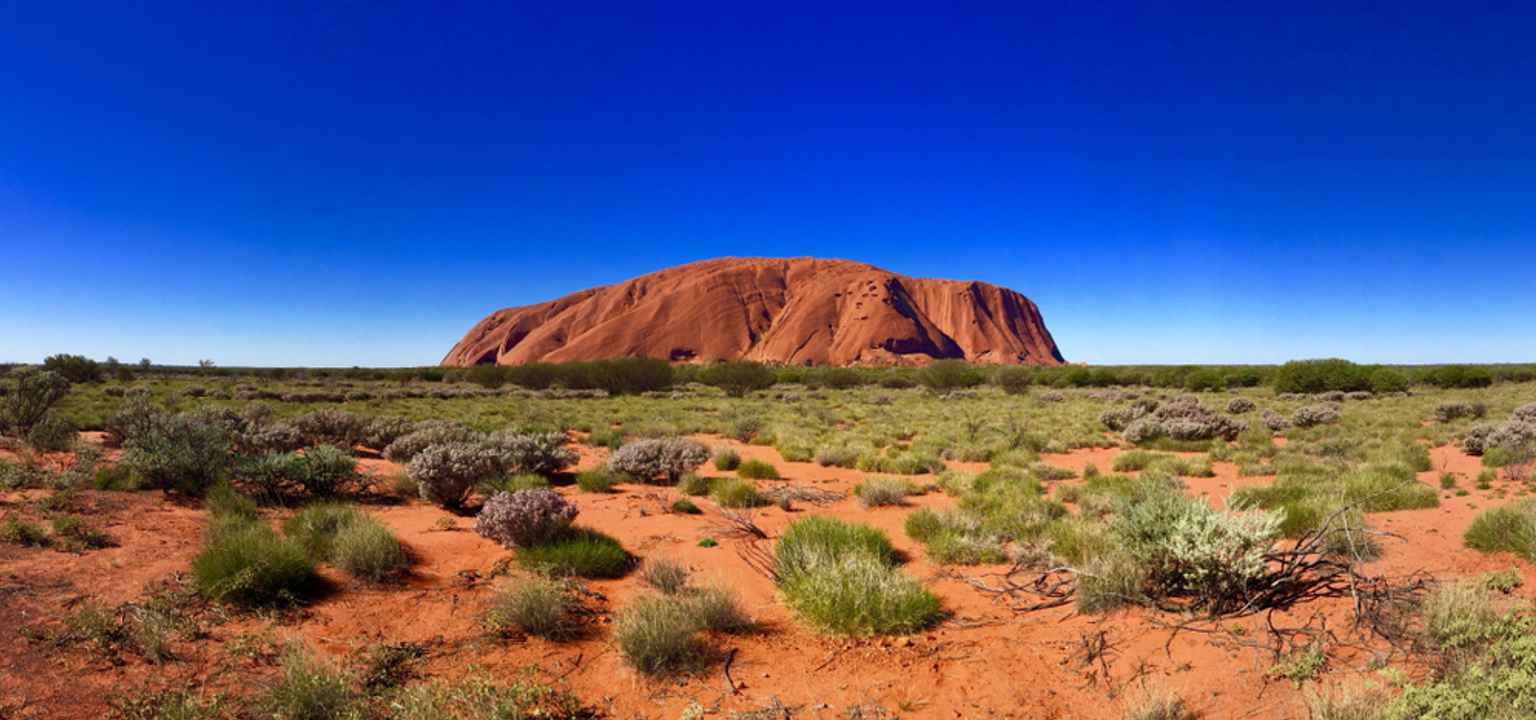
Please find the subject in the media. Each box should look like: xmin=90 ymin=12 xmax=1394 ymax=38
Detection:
xmin=3 ymin=2 xmax=1534 ymax=366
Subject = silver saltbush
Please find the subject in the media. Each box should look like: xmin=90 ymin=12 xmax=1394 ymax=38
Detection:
xmin=483 ymin=431 xmax=578 ymax=477
xmin=408 ymin=441 xmax=499 ymax=509
xmin=473 ymin=489 xmax=578 ymax=548
xmin=608 ymin=438 xmax=710 ymax=484
xmin=1291 ymin=404 xmax=1341 ymax=428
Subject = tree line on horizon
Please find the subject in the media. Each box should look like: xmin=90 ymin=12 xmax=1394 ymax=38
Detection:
xmin=8 ymin=354 xmax=1531 ymax=397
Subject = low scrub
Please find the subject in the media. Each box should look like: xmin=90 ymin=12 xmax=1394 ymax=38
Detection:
xmin=192 ymin=517 xmax=317 ymax=606
xmin=514 ymin=527 xmax=632 ymax=578
xmin=735 ymin=458 xmax=780 ymax=479
xmin=775 ymin=516 xmax=940 ymax=635
xmin=854 ymin=476 xmax=917 ymax=508
xmin=607 ymin=437 xmax=710 ymax=484
xmin=474 ymin=489 xmax=579 ymax=547
xmin=484 ymin=577 xmax=580 ymax=639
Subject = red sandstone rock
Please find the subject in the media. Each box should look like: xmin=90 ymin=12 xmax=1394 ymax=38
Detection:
xmin=443 ymin=257 xmax=1064 ymax=367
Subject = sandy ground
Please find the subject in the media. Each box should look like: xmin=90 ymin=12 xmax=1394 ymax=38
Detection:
xmin=3 ymin=435 xmax=1533 ymax=719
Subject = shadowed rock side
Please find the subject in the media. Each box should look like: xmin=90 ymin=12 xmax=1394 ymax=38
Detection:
xmin=443 ymin=257 xmax=1065 ymax=367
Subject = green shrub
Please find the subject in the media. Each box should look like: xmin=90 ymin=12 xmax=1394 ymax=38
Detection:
xmin=92 ymin=463 xmax=139 ymax=491
xmin=775 ymin=517 xmax=939 ymax=635
xmin=485 ymin=577 xmax=579 ymax=639
xmin=685 ymin=585 xmax=753 ymax=633
xmin=42 ymin=353 xmax=102 ymax=383
xmin=385 ymin=670 xmax=588 ymax=719
xmin=575 ymin=469 xmax=615 ymax=493
xmin=712 ymin=448 xmax=741 ymax=471
xmin=330 ymin=517 xmax=408 ymax=582
xmin=615 ymin=594 xmax=705 ymax=675
xmin=916 ymin=360 xmax=983 ymax=391
xmin=1 ymin=517 xmax=49 ymax=547
xmin=671 ymin=498 xmax=702 ymax=514
xmin=854 ymin=477 xmax=915 ymax=508
xmin=1076 ymin=551 xmax=1146 ymax=613
xmin=51 ymin=516 xmax=112 ymax=550
xmin=710 ymin=477 xmax=766 ymax=508
xmin=407 ymin=441 xmax=498 ymax=509
xmin=676 ymin=472 xmax=711 ymax=496
xmin=735 ymin=458 xmax=779 ymax=479
xmin=1 ymin=368 xmax=70 ymax=432
xmin=1464 ymin=502 xmax=1536 ymax=560
xmin=608 ymin=437 xmax=710 ymax=484
xmin=514 ymin=528 xmax=632 ymax=578
xmin=698 ymin=361 xmax=775 ymax=397
xmin=26 ymin=413 xmax=76 ymax=452
xmin=192 ymin=518 xmax=317 ymax=606
xmin=122 ymin=412 xmax=233 ymax=496
xmin=261 ymin=646 xmax=359 ymax=720
xmin=641 ymin=558 xmax=691 ymax=594
xmin=283 ymin=504 xmax=366 ymax=560
xmin=205 ymin=481 xmax=259 ymax=520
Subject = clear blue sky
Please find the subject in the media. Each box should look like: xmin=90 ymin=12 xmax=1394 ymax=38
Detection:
xmin=4 ymin=2 xmax=1534 ymax=366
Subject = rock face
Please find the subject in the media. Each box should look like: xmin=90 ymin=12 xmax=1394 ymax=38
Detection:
xmin=443 ymin=257 xmax=1065 ymax=367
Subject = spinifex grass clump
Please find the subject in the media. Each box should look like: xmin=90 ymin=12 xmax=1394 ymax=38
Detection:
xmin=774 ymin=516 xmax=940 ymax=635
xmin=192 ymin=516 xmax=318 ymax=606
xmin=484 ymin=577 xmax=580 ymax=639
xmin=282 ymin=504 xmax=409 ymax=583
xmin=1464 ymin=501 xmax=1536 ymax=560
xmin=515 ymin=527 xmax=633 ymax=578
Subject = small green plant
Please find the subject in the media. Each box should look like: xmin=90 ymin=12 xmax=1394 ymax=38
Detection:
xmin=676 ymin=473 xmax=712 ymax=496
xmin=515 ymin=528 xmax=633 ymax=578
xmin=854 ymin=477 xmax=915 ymax=508
xmin=485 ymin=577 xmax=579 ymax=639
xmin=713 ymin=448 xmax=741 ymax=471
xmin=1439 ymin=472 xmax=1457 ymax=490
xmin=1464 ymin=501 xmax=1536 ymax=561
xmin=1 ymin=517 xmax=50 ymax=547
xmin=50 ymin=516 xmax=113 ymax=551
xmin=1483 ymin=568 xmax=1523 ymax=594
xmin=736 ymin=458 xmax=780 ymax=480
xmin=355 ymin=641 xmax=425 ymax=691
xmin=192 ymin=517 xmax=317 ymax=606
xmin=576 ymin=468 xmax=616 ymax=493
xmin=1268 ymin=643 xmax=1326 ymax=685
xmin=330 ymin=516 xmax=409 ymax=582
xmin=641 ymin=558 xmax=691 ymax=594
xmin=260 ymin=645 xmax=359 ymax=720
xmin=671 ymin=498 xmax=702 ymax=514
xmin=710 ymin=477 xmax=766 ymax=508
xmin=685 ymin=585 xmax=753 ymax=633
xmin=774 ymin=516 xmax=940 ymax=635
xmin=615 ymin=594 xmax=704 ymax=676
xmin=698 ymin=537 xmax=718 ymax=548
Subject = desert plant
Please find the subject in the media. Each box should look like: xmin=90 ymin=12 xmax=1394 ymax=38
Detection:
xmin=854 ymin=476 xmax=915 ymax=508
xmin=1464 ymin=501 xmax=1536 ymax=561
xmin=483 ymin=430 xmax=578 ymax=477
xmin=1 ymin=368 xmax=70 ymax=433
xmin=408 ymin=441 xmax=499 ymax=509
xmin=916 ymin=360 xmax=983 ymax=391
xmin=25 ymin=413 xmax=76 ymax=452
xmin=192 ymin=517 xmax=316 ymax=606
xmin=1227 ymin=397 xmax=1256 ymax=414
xmin=1292 ymin=404 xmax=1342 ymax=428
xmin=575 ymin=468 xmax=616 ymax=493
xmin=710 ymin=477 xmax=766 ymax=508
xmin=383 ymin=421 xmax=481 ymax=462
xmin=293 ymin=409 xmax=364 ymax=449
xmin=484 ymin=577 xmax=579 ymax=639
xmin=641 ymin=557 xmax=691 ymax=594
xmin=676 ymin=472 xmax=711 ymax=496
xmin=121 ymin=412 xmax=233 ymax=496
xmin=330 ymin=517 xmax=408 ymax=582
xmin=607 ymin=437 xmax=709 ymax=484
xmin=473 ymin=489 xmax=579 ymax=547
xmin=712 ymin=448 xmax=741 ymax=471
xmin=515 ymin=527 xmax=632 ymax=578
xmin=775 ymin=516 xmax=939 ymax=635
xmin=698 ymin=361 xmax=775 ymax=397
xmin=261 ymin=645 xmax=359 ymax=720
xmin=736 ymin=458 xmax=780 ymax=479
xmin=615 ymin=594 xmax=704 ymax=675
